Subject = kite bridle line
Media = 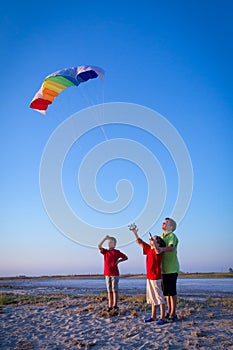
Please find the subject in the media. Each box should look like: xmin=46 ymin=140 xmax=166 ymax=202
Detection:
xmin=78 ymin=75 xmax=108 ymax=142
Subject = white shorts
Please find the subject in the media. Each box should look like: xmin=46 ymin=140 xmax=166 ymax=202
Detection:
xmin=146 ymin=279 xmax=165 ymax=306
xmin=105 ymin=276 xmax=119 ymax=292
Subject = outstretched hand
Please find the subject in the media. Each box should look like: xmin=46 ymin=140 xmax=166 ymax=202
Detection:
xmin=128 ymin=223 xmax=139 ymax=241
xmin=128 ymin=223 xmax=138 ymax=231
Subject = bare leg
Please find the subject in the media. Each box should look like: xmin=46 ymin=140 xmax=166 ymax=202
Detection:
xmin=159 ymin=303 xmax=165 ymax=320
xmin=170 ymin=295 xmax=177 ymax=316
xmin=151 ymin=304 xmax=157 ymax=319
xmin=108 ymin=292 xmax=113 ymax=308
xmin=166 ymin=296 xmax=171 ymax=315
xmin=113 ymin=292 xmax=118 ymax=307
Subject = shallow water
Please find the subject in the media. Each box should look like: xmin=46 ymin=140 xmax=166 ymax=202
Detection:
xmin=0 ymin=277 xmax=232 ymax=298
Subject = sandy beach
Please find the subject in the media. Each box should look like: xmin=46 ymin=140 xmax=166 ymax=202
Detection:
xmin=1 ymin=292 xmax=233 ymax=350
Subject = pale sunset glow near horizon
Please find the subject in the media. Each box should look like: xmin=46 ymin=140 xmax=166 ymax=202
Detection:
xmin=1 ymin=0 xmax=232 ymax=277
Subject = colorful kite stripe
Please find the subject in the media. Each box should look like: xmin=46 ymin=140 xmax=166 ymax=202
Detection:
xmin=30 ymin=66 xmax=104 ymax=114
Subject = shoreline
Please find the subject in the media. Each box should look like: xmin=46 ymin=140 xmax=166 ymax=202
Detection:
xmin=1 ymin=272 xmax=233 ymax=280
xmin=1 ymin=276 xmax=232 ymax=300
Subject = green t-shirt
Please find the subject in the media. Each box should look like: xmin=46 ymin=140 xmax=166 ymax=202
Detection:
xmin=160 ymin=231 xmax=179 ymax=274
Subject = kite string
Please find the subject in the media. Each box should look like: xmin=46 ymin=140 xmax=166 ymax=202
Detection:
xmin=99 ymin=79 xmax=108 ymax=141
xmin=79 ymin=79 xmax=108 ymax=141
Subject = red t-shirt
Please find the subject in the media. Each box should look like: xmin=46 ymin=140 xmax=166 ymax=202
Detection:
xmin=140 ymin=240 xmax=162 ymax=280
xmin=100 ymin=248 xmax=127 ymax=276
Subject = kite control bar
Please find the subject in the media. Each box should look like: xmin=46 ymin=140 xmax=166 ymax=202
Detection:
xmin=128 ymin=223 xmax=138 ymax=231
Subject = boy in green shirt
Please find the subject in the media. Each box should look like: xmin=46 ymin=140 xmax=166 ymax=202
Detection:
xmin=158 ymin=218 xmax=179 ymax=322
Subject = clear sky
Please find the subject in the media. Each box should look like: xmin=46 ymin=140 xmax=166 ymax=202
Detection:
xmin=1 ymin=0 xmax=233 ymax=276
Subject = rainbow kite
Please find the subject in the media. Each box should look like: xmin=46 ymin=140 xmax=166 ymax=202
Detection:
xmin=30 ymin=65 xmax=104 ymax=114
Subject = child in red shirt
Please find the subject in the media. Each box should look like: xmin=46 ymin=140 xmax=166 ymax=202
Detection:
xmin=129 ymin=223 xmax=166 ymax=325
xmin=98 ymin=235 xmax=128 ymax=312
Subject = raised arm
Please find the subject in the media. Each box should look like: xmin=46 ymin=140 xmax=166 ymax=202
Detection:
xmin=128 ymin=223 xmax=144 ymax=248
xmin=98 ymin=235 xmax=110 ymax=250
xmin=149 ymin=237 xmax=160 ymax=254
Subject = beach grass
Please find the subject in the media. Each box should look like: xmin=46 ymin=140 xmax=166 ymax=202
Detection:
xmin=1 ymin=291 xmax=232 ymax=311
xmin=206 ymin=296 xmax=233 ymax=308
xmin=0 ymin=292 xmax=63 ymax=306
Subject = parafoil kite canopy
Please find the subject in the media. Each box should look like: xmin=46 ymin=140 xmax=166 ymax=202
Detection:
xmin=30 ymin=65 xmax=104 ymax=114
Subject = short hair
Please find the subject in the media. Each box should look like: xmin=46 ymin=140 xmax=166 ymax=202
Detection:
xmin=109 ymin=236 xmax=117 ymax=246
xmin=165 ymin=217 xmax=177 ymax=231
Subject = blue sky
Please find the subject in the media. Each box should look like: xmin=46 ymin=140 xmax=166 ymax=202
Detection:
xmin=1 ymin=0 xmax=233 ymax=276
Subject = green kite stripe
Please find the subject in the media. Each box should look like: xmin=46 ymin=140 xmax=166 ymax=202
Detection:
xmin=47 ymin=76 xmax=75 ymax=87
